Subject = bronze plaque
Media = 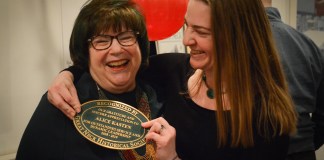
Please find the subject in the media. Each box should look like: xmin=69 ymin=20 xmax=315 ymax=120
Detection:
xmin=73 ymin=100 xmax=149 ymax=150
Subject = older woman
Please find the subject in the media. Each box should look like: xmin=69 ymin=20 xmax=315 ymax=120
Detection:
xmin=15 ymin=0 xmax=174 ymax=159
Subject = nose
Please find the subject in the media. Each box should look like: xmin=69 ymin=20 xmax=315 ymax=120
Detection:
xmin=182 ymin=28 xmax=195 ymax=46
xmin=109 ymin=38 xmax=123 ymax=54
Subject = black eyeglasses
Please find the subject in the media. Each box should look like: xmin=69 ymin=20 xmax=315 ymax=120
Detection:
xmin=88 ymin=31 xmax=139 ymax=50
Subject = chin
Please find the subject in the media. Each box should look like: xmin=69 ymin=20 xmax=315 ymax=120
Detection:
xmin=113 ymin=78 xmax=131 ymax=85
xmin=190 ymin=60 xmax=206 ymax=70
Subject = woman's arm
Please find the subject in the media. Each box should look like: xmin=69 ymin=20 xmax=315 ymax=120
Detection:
xmin=47 ymin=66 xmax=84 ymax=119
xmin=47 ymin=53 xmax=189 ymax=120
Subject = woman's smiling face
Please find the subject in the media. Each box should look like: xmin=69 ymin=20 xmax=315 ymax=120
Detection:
xmin=89 ymin=27 xmax=141 ymax=93
xmin=183 ymin=0 xmax=214 ymax=71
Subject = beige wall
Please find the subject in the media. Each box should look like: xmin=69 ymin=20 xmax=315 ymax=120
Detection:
xmin=0 ymin=0 xmax=323 ymax=159
xmin=0 ymin=0 xmax=62 ymax=156
xmin=273 ymin=0 xmax=297 ymax=27
xmin=0 ymin=0 xmax=81 ymax=158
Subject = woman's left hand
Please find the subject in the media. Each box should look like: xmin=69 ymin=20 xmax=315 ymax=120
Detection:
xmin=142 ymin=117 xmax=178 ymax=160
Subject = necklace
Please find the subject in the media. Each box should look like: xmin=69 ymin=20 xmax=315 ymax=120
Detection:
xmin=202 ymin=73 xmax=214 ymax=99
xmin=96 ymin=84 xmax=156 ymax=160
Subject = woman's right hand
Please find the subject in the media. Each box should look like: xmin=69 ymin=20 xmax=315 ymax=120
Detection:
xmin=47 ymin=71 xmax=81 ymax=120
xmin=142 ymin=117 xmax=179 ymax=160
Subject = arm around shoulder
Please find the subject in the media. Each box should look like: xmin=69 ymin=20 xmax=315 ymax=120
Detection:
xmin=47 ymin=66 xmax=84 ymax=119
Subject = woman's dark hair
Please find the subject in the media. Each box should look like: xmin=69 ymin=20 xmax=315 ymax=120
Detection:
xmin=69 ymin=0 xmax=149 ymax=72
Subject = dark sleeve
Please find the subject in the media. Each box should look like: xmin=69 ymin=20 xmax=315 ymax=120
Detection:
xmin=62 ymin=66 xmax=86 ymax=84
xmin=16 ymin=92 xmax=117 ymax=160
xmin=140 ymin=53 xmax=191 ymax=102
xmin=313 ymin=78 xmax=324 ymax=150
xmin=142 ymin=53 xmax=189 ymax=81
xmin=16 ymin=93 xmax=68 ymax=160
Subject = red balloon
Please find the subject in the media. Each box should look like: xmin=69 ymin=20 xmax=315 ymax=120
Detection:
xmin=133 ymin=0 xmax=188 ymax=41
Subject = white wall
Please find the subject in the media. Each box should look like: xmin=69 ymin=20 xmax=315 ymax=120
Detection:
xmin=0 ymin=0 xmax=62 ymax=157
xmin=0 ymin=0 xmax=323 ymax=159
xmin=273 ymin=0 xmax=298 ymax=27
xmin=0 ymin=0 xmax=83 ymax=158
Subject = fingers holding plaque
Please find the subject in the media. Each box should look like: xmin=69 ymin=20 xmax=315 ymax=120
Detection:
xmin=73 ymin=100 xmax=149 ymax=150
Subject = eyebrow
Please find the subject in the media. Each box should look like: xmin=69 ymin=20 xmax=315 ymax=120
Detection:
xmin=184 ymin=19 xmax=211 ymax=32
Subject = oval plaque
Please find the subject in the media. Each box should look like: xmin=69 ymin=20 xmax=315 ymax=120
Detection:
xmin=73 ymin=100 xmax=149 ymax=150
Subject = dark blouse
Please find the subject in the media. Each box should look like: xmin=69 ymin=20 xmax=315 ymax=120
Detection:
xmin=142 ymin=53 xmax=289 ymax=160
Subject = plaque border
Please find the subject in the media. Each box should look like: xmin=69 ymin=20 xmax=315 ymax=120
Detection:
xmin=73 ymin=100 xmax=149 ymax=150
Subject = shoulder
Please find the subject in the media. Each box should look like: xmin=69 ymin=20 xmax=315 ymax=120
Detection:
xmin=150 ymin=52 xmax=189 ymax=59
xmin=75 ymin=72 xmax=98 ymax=103
xmin=149 ymin=53 xmax=190 ymax=65
xmin=147 ymin=53 xmax=191 ymax=73
xmin=269 ymin=19 xmax=319 ymax=50
xmin=270 ymin=20 xmax=323 ymax=61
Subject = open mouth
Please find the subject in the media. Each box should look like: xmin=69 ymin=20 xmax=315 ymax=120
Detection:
xmin=190 ymin=50 xmax=204 ymax=55
xmin=107 ymin=60 xmax=129 ymax=68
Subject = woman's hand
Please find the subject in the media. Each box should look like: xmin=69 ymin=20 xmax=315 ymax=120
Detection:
xmin=47 ymin=71 xmax=81 ymax=120
xmin=142 ymin=117 xmax=179 ymax=160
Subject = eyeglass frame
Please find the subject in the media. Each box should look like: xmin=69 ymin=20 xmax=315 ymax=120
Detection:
xmin=87 ymin=31 xmax=140 ymax=51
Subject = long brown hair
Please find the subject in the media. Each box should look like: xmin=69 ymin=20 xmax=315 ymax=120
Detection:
xmin=202 ymin=0 xmax=297 ymax=147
